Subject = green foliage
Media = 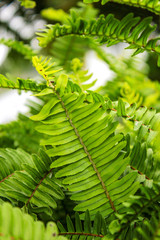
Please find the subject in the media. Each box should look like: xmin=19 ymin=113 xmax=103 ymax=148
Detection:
xmin=69 ymin=58 xmax=97 ymax=90
xmin=0 ymin=114 xmax=42 ymax=153
xmin=0 ymin=74 xmax=46 ymax=92
xmin=0 ymin=149 xmax=64 ymax=213
xmin=83 ymin=0 xmax=160 ymax=15
xmin=57 ymin=210 xmax=107 ymax=239
xmin=0 ymin=202 xmax=67 ymax=240
xmin=0 ymin=39 xmax=36 ymax=60
xmin=30 ymin=65 xmax=139 ymax=219
xmin=37 ymin=11 xmax=160 ymax=66
xmin=41 ymin=8 xmax=69 ymax=23
xmin=18 ymin=0 xmax=36 ymax=8
xmin=1 ymin=1 xmax=160 ymax=239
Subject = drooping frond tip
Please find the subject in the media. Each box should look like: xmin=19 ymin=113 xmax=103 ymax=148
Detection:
xmin=32 ymin=56 xmax=62 ymax=86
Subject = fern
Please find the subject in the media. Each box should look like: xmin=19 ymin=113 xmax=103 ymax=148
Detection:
xmin=0 ymin=114 xmax=43 ymax=153
xmin=0 ymin=148 xmax=32 ymax=183
xmin=69 ymin=58 xmax=97 ymax=90
xmin=109 ymin=184 xmax=160 ymax=239
xmin=57 ymin=210 xmax=107 ymax=239
xmin=30 ymin=58 xmax=139 ymax=219
xmin=0 ymin=39 xmax=36 ymax=60
xmin=0 ymin=74 xmax=46 ymax=92
xmin=32 ymin=56 xmax=62 ymax=86
xmin=37 ymin=12 xmax=160 ymax=66
xmin=1 ymin=1 xmax=160 ymax=239
xmin=0 ymin=202 xmax=67 ymax=240
xmin=44 ymin=3 xmax=98 ymax=71
xmin=135 ymin=211 xmax=160 ymax=239
xmin=0 ymin=149 xmax=64 ymax=213
xmin=83 ymin=0 xmax=160 ymax=15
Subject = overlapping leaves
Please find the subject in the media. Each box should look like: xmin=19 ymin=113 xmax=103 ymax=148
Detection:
xmin=83 ymin=0 xmax=160 ymax=15
xmin=31 ymin=60 xmax=139 ymax=219
xmin=0 ymin=202 xmax=66 ymax=240
xmin=37 ymin=11 xmax=160 ymax=65
xmin=0 ymin=149 xmax=64 ymax=212
xmin=58 ymin=210 xmax=107 ymax=239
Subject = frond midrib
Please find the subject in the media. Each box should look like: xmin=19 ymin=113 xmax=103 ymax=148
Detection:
xmin=25 ymin=168 xmax=53 ymax=206
xmin=37 ymin=25 xmax=159 ymax=57
xmin=55 ymin=88 xmax=117 ymax=212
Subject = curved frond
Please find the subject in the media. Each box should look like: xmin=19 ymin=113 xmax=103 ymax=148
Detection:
xmin=0 ymin=148 xmax=32 ymax=183
xmin=0 ymin=38 xmax=36 ymax=60
xmin=37 ymin=12 xmax=160 ymax=65
xmin=0 ymin=149 xmax=64 ymax=212
xmin=83 ymin=0 xmax=160 ymax=15
xmin=58 ymin=210 xmax=107 ymax=239
xmin=0 ymin=202 xmax=67 ymax=240
xmin=0 ymin=74 xmax=46 ymax=92
xmin=30 ymin=63 xmax=139 ymax=218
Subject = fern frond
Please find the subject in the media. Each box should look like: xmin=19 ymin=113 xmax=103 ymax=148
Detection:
xmin=135 ymin=211 xmax=160 ymax=240
xmin=0 ymin=74 xmax=46 ymax=92
xmin=58 ymin=210 xmax=107 ymax=239
xmin=0 ymin=149 xmax=64 ymax=212
xmin=0 ymin=39 xmax=36 ymax=60
xmin=109 ymin=99 xmax=160 ymax=143
xmin=83 ymin=0 xmax=160 ymax=15
xmin=32 ymin=56 xmax=62 ymax=86
xmin=129 ymin=141 xmax=156 ymax=182
xmin=69 ymin=58 xmax=97 ymax=90
xmin=37 ymin=12 xmax=160 ymax=65
xmin=109 ymin=184 xmax=160 ymax=239
xmin=0 ymin=148 xmax=32 ymax=183
xmin=0 ymin=202 xmax=67 ymax=240
xmin=30 ymin=63 xmax=139 ymax=218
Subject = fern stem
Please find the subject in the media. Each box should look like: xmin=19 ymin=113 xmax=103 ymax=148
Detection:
xmin=0 ymin=173 xmax=15 ymax=183
xmin=59 ymin=232 xmax=104 ymax=237
xmin=42 ymin=31 xmax=159 ymax=60
xmin=25 ymin=168 xmax=53 ymax=206
xmin=130 ymin=166 xmax=150 ymax=180
xmin=54 ymin=88 xmax=117 ymax=213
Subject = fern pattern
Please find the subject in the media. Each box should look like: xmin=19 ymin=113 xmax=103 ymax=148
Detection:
xmin=1 ymin=0 xmax=160 ymax=239
xmin=37 ymin=12 xmax=160 ymax=65
xmin=31 ymin=76 xmax=139 ymax=218
xmin=0 ymin=149 xmax=64 ymax=212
